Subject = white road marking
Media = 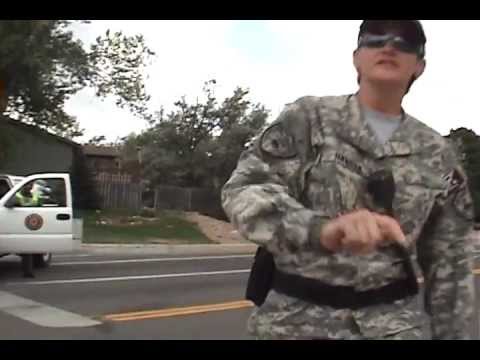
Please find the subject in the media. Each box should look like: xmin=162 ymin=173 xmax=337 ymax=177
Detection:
xmin=0 ymin=291 xmax=101 ymax=328
xmin=52 ymin=254 xmax=253 ymax=266
xmin=54 ymin=254 xmax=91 ymax=258
xmin=8 ymin=269 xmax=251 ymax=286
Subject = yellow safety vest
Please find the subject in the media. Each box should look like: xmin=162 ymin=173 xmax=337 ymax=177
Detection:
xmin=16 ymin=192 xmax=40 ymax=206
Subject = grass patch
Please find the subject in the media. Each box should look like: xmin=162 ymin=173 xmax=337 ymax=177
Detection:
xmin=81 ymin=209 xmax=211 ymax=244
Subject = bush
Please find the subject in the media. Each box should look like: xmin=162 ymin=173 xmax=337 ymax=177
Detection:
xmin=139 ymin=207 xmax=156 ymax=218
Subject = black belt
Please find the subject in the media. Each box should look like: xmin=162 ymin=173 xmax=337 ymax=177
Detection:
xmin=272 ymin=269 xmax=419 ymax=310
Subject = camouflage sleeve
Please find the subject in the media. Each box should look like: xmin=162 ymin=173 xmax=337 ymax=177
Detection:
xmin=417 ymin=151 xmax=476 ymax=340
xmin=221 ymin=102 xmax=330 ymax=256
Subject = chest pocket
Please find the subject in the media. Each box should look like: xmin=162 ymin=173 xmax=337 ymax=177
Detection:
xmin=392 ymin=164 xmax=445 ymax=240
xmin=334 ymin=153 xmax=368 ymax=213
xmin=304 ymin=148 xmax=367 ymax=217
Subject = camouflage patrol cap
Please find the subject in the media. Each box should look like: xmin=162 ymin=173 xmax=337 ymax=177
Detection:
xmin=359 ymin=20 xmax=427 ymax=47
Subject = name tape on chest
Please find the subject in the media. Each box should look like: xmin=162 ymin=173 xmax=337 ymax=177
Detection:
xmin=335 ymin=152 xmax=365 ymax=177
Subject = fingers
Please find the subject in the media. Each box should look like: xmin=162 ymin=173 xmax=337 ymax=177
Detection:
xmin=364 ymin=214 xmax=383 ymax=246
xmin=341 ymin=218 xmax=361 ymax=252
xmin=318 ymin=210 xmax=407 ymax=255
xmin=357 ymin=212 xmax=384 ymax=254
xmin=374 ymin=214 xmax=407 ymax=247
xmin=344 ymin=225 xmax=373 ymax=255
xmin=319 ymin=220 xmax=344 ymax=252
xmin=339 ymin=210 xmax=379 ymax=255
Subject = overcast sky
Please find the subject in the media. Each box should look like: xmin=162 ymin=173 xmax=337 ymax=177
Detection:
xmin=65 ymin=20 xmax=480 ymax=143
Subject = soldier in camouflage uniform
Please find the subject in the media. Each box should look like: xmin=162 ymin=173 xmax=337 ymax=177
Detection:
xmin=221 ymin=20 xmax=475 ymax=340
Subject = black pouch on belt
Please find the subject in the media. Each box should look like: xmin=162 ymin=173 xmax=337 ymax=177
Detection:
xmin=245 ymin=247 xmax=275 ymax=306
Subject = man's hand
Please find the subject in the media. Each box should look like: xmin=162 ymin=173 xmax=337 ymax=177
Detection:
xmin=319 ymin=209 xmax=407 ymax=255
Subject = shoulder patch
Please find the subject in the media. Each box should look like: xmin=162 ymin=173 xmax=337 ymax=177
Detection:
xmin=260 ymin=123 xmax=297 ymax=159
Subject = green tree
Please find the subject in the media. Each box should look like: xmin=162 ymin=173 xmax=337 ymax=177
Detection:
xmin=140 ymin=80 xmax=268 ymax=188
xmin=205 ymin=89 xmax=268 ymax=188
xmin=118 ymin=133 xmax=144 ymax=181
xmin=0 ymin=20 xmax=154 ymax=138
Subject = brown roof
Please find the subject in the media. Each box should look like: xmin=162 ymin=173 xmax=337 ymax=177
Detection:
xmin=82 ymin=145 xmax=120 ymax=158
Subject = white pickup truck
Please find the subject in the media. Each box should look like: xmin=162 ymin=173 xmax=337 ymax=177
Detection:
xmin=0 ymin=173 xmax=80 ymax=268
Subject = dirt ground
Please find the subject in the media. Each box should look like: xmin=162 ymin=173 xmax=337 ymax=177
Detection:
xmin=184 ymin=212 xmax=249 ymax=244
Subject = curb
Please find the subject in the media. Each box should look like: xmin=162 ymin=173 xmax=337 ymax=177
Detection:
xmin=80 ymin=243 xmax=258 ymax=256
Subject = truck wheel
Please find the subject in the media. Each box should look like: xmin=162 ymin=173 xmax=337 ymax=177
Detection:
xmin=33 ymin=253 xmax=52 ymax=268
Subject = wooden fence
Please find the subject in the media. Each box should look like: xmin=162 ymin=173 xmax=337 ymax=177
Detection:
xmin=92 ymin=173 xmax=226 ymax=219
xmin=94 ymin=173 xmax=142 ymax=211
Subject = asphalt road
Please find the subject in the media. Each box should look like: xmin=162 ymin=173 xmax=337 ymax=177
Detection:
xmin=0 ymin=251 xmax=479 ymax=340
xmin=0 ymin=253 xmax=255 ymax=340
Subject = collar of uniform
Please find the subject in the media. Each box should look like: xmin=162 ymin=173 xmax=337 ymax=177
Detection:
xmin=383 ymin=140 xmax=412 ymax=156
xmin=333 ymin=95 xmax=418 ymax=159
xmin=382 ymin=113 xmax=424 ymax=157
xmin=333 ymin=94 xmax=386 ymax=158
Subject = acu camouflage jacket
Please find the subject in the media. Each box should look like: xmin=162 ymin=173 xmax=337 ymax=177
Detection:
xmin=222 ymin=94 xmax=475 ymax=339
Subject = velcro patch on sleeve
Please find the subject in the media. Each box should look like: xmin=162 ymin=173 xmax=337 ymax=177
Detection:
xmin=260 ymin=124 xmax=297 ymax=159
xmin=441 ymin=168 xmax=466 ymax=198
xmin=442 ymin=167 xmax=474 ymax=221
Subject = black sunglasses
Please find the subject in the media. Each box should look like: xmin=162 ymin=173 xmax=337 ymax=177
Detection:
xmin=358 ymin=33 xmax=425 ymax=58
